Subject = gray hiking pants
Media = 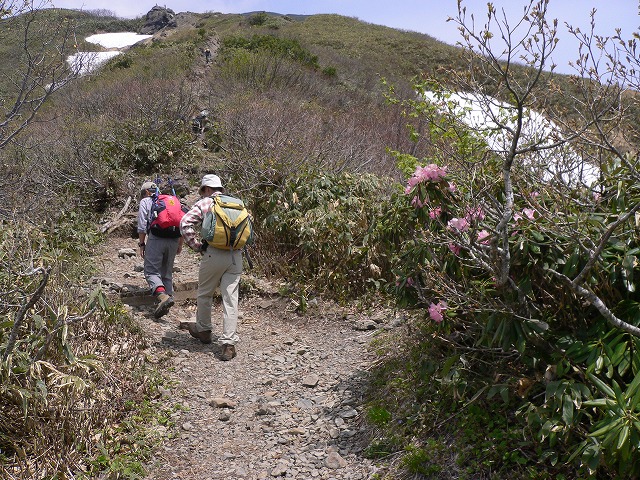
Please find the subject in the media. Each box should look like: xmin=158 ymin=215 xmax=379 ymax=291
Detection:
xmin=144 ymin=233 xmax=180 ymax=296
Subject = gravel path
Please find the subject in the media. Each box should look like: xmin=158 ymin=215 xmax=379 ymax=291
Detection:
xmin=96 ymin=235 xmax=395 ymax=479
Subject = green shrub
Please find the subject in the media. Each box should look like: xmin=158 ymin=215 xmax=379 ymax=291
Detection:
xmin=109 ymin=52 xmax=133 ymax=70
xmin=379 ymin=78 xmax=640 ymax=477
xmin=367 ymin=405 xmax=392 ymax=426
xmin=221 ymin=34 xmax=319 ymax=69
xmin=248 ymin=12 xmax=268 ymax=26
xmin=402 ymin=444 xmax=443 ymax=476
xmin=322 ymin=65 xmax=337 ymax=76
xmin=258 ymin=171 xmax=394 ymax=301
xmin=93 ymin=121 xmax=197 ymax=173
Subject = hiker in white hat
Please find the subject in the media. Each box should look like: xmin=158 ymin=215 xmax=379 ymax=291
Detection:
xmin=180 ymin=174 xmax=251 ymax=361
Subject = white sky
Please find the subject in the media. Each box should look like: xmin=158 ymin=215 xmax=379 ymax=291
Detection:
xmin=49 ymin=0 xmax=639 ymax=75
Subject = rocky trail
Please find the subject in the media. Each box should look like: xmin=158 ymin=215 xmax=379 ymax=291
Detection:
xmin=94 ymin=233 xmax=403 ymax=479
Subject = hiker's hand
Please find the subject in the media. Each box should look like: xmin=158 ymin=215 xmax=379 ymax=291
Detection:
xmin=139 ymin=245 xmax=145 ymax=258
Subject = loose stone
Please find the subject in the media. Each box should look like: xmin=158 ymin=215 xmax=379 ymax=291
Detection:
xmin=302 ymin=374 xmax=320 ymax=387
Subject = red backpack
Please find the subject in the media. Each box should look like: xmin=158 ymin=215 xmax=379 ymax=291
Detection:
xmin=148 ymin=194 xmax=186 ymax=238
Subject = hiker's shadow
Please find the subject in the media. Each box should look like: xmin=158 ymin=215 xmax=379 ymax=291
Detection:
xmin=153 ymin=320 xmax=227 ymax=360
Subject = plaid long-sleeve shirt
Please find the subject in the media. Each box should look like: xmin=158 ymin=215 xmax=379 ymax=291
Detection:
xmin=179 ymin=196 xmax=215 ymax=252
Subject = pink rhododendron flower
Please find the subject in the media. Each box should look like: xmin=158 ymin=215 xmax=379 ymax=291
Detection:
xmin=448 ymin=243 xmax=461 ymax=255
xmin=465 ymin=206 xmax=485 ymax=222
xmin=428 ymin=301 xmax=448 ymax=323
xmin=447 ymin=217 xmax=469 ymax=232
xmin=406 ymin=176 xmax=421 ymax=190
xmin=530 ymin=191 xmax=540 ymax=198
xmin=411 ymin=196 xmax=424 ymax=208
xmin=405 ymin=163 xmax=448 ymax=192
xmin=416 ymin=163 xmax=447 ymax=182
xmin=513 ymin=212 xmax=523 ymax=222
xmin=447 ymin=182 xmax=457 ymax=192
xmin=523 ymin=208 xmax=536 ymax=220
xmin=477 ymin=229 xmax=490 ymax=244
xmin=429 ymin=207 xmax=442 ymax=219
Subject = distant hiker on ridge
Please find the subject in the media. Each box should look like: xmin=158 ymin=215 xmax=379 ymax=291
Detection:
xmin=192 ymin=109 xmax=209 ymax=135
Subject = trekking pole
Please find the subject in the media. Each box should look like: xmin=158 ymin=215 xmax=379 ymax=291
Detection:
xmin=243 ymin=246 xmax=254 ymax=270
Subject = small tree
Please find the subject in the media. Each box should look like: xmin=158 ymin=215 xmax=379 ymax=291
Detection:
xmin=0 ymin=1 xmax=80 ymax=150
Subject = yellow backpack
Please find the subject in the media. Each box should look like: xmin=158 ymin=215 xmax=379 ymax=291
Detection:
xmin=201 ymin=195 xmax=253 ymax=251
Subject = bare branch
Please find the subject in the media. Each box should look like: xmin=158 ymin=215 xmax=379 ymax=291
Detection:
xmin=548 ymin=268 xmax=640 ymax=337
xmin=2 ymin=266 xmax=51 ymax=362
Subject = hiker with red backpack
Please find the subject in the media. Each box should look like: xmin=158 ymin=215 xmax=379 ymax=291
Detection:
xmin=137 ymin=180 xmax=185 ymax=318
xmin=179 ymin=174 xmax=253 ymax=361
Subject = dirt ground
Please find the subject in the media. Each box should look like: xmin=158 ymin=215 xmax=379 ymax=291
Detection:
xmin=94 ymin=228 xmax=401 ymax=479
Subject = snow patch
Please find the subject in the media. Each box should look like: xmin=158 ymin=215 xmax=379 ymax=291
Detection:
xmin=67 ymin=51 xmax=122 ymax=76
xmin=66 ymin=32 xmax=152 ymax=76
xmin=423 ymin=90 xmax=599 ymax=186
xmin=85 ymin=32 xmax=152 ymax=49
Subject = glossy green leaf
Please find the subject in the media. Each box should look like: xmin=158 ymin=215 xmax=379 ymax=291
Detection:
xmin=531 ymin=230 xmax=545 ymax=242
xmin=566 ymin=440 xmax=588 ymax=464
xmin=562 ymin=395 xmax=574 ymax=424
xmin=610 ymin=341 xmax=629 ymax=366
xmin=587 ymin=372 xmax=615 ymax=398
xmin=590 ymin=418 xmax=622 ymax=438
xmin=618 ymin=425 xmax=630 ymax=451
xmin=624 ymin=371 xmax=640 ymax=401
xmin=595 ymin=355 xmax=604 ymax=374
xmin=583 ymin=398 xmax=615 ymax=408
xmin=584 ymin=442 xmax=601 ymax=473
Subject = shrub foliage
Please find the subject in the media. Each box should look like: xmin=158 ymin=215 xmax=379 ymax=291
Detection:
xmin=3 ymin=3 xmax=640 ymax=479
xmin=0 ymin=219 xmax=153 ymax=477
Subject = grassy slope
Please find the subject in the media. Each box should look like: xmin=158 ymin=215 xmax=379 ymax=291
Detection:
xmin=0 ymin=7 xmax=590 ymax=116
xmin=192 ymin=11 xmax=604 ymax=125
xmin=200 ymin=12 xmax=468 ymax=92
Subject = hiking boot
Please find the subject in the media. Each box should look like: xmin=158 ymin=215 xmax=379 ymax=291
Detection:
xmin=154 ymin=293 xmax=174 ymax=319
xmin=220 ymin=344 xmax=237 ymax=361
xmin=186 ymin=322 xmax=212 ymax=344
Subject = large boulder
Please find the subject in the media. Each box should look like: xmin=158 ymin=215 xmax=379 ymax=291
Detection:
xmin=139 ymin=6 xmax=176 ymax=35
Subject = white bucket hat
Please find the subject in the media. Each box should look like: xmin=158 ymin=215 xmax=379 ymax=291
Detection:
xmin=198 ymin=174 xmax=224 ymax=195
xmin=140 ymin=181 xmax=157 ymax=198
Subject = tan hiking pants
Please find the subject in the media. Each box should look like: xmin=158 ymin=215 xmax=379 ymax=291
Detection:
xmin=195 ymin=247 xmax=242 ymax=345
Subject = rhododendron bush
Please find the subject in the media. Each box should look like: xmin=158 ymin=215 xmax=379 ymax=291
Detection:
xmin=387 ymin=101 xmax=640 ymax=477
xmin=379 ymin=0 xmax=640 ymax=476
